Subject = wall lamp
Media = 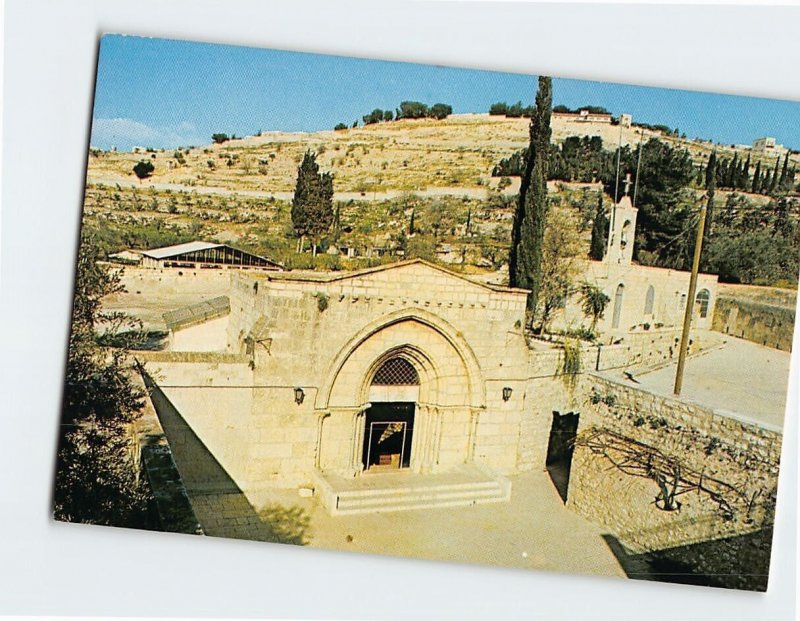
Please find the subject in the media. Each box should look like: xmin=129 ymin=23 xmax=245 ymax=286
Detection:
xmin=502 ymin=386 xmax=513 ymax=402
xmin=294 ymin=387 xmax=305 ymax=405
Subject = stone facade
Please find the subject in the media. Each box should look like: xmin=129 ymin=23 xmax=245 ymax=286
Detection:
xmin=143 ymin=260 xmax=547 ymax=493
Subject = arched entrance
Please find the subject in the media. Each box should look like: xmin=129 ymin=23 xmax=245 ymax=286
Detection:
xmin=362 ymin=357 xmax=419 ymax=471
xmin=315 ymin=310 xmax=486 ymax=477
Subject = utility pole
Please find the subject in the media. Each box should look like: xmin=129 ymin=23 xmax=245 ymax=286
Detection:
xmin=673 ymin=198 xmax=708 ymax=396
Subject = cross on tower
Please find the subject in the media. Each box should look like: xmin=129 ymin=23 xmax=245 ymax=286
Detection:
xmin=623 ymin=173 xmax=633 ymax=197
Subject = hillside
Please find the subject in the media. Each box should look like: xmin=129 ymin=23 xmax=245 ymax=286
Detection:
xmin=87 ymin=113 xmax=798 ymax=197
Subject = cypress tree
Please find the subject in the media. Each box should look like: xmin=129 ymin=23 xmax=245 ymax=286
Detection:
xmin=742 ymin=154 xmax=751 ymax=190
xmin=702 ymin=150 xmax=717 ymax=254
xmin=291 ymin=150 xmax=334 ymax=255
xmin=779 ymin=151 xmax=790 ymax=188
xmin=509 ymin=76 xmax=552 ymax=328
xmin=716 ymin=159 xmax=727 ymax=188
xmin=704 ymin=150 xmax=717 ymax=190
xmin=589 ymin=190 xmax=608 ymax=260
xmin=752 ymin=161 xmax=761 ymax=193
xmin=762 ymin=168 xmax=772 ymax=194
xmin=409 ymin=208 xmax=415 ymax=235
xmin=769 ymin=156 xmax=781 ymax=194
xmin=727 ymin=153 xmax=738 ymax=188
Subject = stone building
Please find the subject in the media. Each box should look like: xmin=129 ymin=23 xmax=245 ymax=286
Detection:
xmin=553 ymin=190 xmax=718 ymax=336
xmin=141 ymin=191 xmax=719 ymax=514
xmin=145 ymin=260 xmax=550 ymax=512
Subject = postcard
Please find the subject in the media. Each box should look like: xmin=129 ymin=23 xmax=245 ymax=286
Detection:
xmin=55 ymin=34 xmax=800 ymax=592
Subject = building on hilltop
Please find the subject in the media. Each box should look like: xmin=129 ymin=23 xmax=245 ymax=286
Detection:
xmin=552 ymin=109 xmax=613 ymax=125
xmin=752 ymin=137 xmax=788 ymax=157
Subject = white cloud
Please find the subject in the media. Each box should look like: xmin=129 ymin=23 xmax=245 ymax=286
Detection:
xmin=90 ymin=118 xmax=204 ymax=151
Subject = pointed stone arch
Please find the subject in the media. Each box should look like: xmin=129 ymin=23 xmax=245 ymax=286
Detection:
xmin=315 ymin=307 xmax=486 ymax=411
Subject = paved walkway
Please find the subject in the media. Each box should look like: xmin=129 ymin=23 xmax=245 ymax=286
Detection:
xmin=244 ymin=470 xmax=627 ymax=579
xmin=603 ymin=336 xmax=791 ymax=429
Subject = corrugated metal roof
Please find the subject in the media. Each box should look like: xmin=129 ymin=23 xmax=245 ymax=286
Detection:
xmin=163 ymin=296 xmax=231 ymax=331
xmin=141 ymin=241 xmax=223 ymax=260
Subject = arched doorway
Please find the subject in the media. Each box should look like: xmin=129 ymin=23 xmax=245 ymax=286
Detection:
xmin=612 ymin=283 xmax=625 ymax=329
xmin=315 ymin=310 xmax=486 ymax=477
xmin=362 ymin=357 xmax=419 ymax=471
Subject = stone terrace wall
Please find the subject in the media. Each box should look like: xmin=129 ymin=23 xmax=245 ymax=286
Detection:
xmin=516 ymin=329 xmax=723 ymax=472
xmin=567 ymin=374 xmax=782 ymax=591
xmin=713 ymin=296 xmax=796 ymax=352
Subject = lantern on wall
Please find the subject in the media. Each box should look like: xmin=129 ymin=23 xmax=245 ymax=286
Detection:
xmin=502 ymin=386 xmax=513 ymax=402
xmin=294 ymin=387 xmax=305 ymax=405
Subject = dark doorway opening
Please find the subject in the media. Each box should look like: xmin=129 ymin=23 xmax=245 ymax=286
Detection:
xmin=545 ymin=411 xmax=580 ymax=503
xmin=362 ymin=402 xmax=415 ymax=471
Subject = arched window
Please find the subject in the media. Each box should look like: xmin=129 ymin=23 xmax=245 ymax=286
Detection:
xmin=612 ymin=283 xmax=625 ymax=329
xmin=371 ymin=357 xmax=419 ymax=386
xmin=644 ymin=285 xmax=655 ymax=316
xmin=696 ymin=289 xmax=710 ymax=319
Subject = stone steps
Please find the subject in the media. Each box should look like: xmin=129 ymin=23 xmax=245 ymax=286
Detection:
xmin=313 ymin=466 xmax=512 ymax=515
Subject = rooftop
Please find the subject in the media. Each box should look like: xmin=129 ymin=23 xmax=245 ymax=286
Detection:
xmin=163 ymin=296 xmax=230 ymax=331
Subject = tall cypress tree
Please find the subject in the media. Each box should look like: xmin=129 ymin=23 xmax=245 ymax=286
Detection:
xmin=291 ymin=150 xmax=334 ymax=255
xmin=589 ymin=190 xmax=608 ymax=260
xmin=702 ymin=151 xmax=717 ymax=255
xmin=727 ymin=153 xmax=739 ymax=188
xmin=779 ymin=151 xmax=790 ymax=189
xmin=769 ymin=156 xmax=781 ymax=194
xmin=509 ymin=76 xmax=552 ymax=327
xmin=742 ymin=154 xmax=751 ymax=190
xmin=762 ymin=168 xmax=772 ymax=194
xmin=752 ymin=161 xmax=761 ymax=193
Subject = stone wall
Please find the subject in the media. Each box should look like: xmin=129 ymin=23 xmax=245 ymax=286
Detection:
xmin=113 ymin=265 xmax=234 ymax=296
xmin=567 ymin=374 xmax=782 ymax=591
xmin=713 ymin=296 xmax=796 ymax=352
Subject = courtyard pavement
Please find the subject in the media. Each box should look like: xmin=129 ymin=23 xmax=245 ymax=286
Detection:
xmin=237 ymin=470 xmax=628 ymax=580
xmin=599 ymin=335 xmax=792 ymax=429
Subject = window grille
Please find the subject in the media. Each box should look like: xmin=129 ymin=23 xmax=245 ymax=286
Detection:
xmin=371 ymin=358 xmax=419 ymax=386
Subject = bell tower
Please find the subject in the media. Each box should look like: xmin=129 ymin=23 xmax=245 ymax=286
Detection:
xmin=606 ymin=173 xmax=638 ymax=265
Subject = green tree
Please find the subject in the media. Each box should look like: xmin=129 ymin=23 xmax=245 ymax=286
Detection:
xmin=429 ymin=103 xmax=453 ymax=120
xmin=509 ymin=76 xmax=552 ymax=329
xmin=769 ymin=156 xmax=781 ymax=194
xmin=702 ymin=150 xmax=717 ymax=257
xmin=751 ymin=161 xmax=761 ymax=193
xmin=589 ymin=190 xmax=608 ymax=260
xmin=54 ymin=236 xmax=152 ymax=526
xmin=537 ymin=206 xmax=584 ymax=332
xmin=132 ymin=160 xmax=154 ymax=181
xmin=396 ymin=101 xmax=429 ymax=119
xmin=779 ymin=151 xmax=790 ymax=189
xmin=406 ymin=235 xmax=437 ymax=261
xmin=362 ymin=109 xmax=385 ymax=125
xmin=291 ymin=151 xmax=334 ymax=256
xmin=334 ymin=123 xmax=348 ymax=131
xmin=211 ymin=133 xmax=229 ymax=144
xmin=579 ymin=282 xmax=611 ymax=333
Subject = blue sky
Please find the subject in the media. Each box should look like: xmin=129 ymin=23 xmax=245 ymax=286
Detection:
xmin=91 ymin=34 xmax=800 ymax=153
